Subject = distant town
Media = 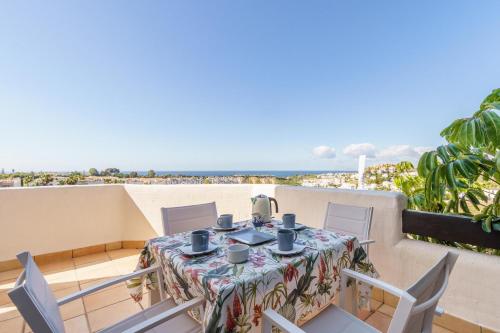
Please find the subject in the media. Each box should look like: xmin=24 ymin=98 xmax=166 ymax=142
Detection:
xmin=1 ymin=163 xmax=498 ymax=216
xmin=0 ymin=164 xmax=410 ymax=191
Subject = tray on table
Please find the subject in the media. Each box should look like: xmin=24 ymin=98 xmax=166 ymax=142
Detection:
xmin=226 ymin=228 xmax=275 ymax=245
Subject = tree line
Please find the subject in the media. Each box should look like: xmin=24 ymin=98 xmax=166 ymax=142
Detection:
xmin=88 ymin=168 xmax=156 ymax=178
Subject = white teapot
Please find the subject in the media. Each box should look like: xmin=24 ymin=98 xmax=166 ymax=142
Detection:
xmin=251 ymin=194 xmax=279 ymax=223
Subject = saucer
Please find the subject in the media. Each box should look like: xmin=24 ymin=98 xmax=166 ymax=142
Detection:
xmin=267 ymin=244 xmax=305 ymax=256
xmin=212 ymin=225 xmax=239 ymax=232
xmin=179 ymin=244 xmax=219 ymax=256
xmin=278 ymin=223 xmax=306 ymax=231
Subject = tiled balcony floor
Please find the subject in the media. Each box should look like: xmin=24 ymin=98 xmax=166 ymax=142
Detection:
xmin=0 ymin=249 xmax=456 ymax=333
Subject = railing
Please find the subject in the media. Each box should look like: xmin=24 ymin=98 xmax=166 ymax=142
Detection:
xmin=402 ymin=209 xmax=500 ymax=250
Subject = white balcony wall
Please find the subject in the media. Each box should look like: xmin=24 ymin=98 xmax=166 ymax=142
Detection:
xmin=122 ymin=184 xmax=276 ymax=240
xmin=0 ymin=184 xmax=276 ymax=260
xmin=0 ymin=185 xmax=125 ymax=261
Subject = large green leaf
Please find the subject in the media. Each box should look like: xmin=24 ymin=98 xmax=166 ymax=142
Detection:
xmin=424 ymin=164 xmax=445 ymax=205
xmin=465 ymin=191 xmax=480 ymax=210
xmin=454 ymin=160 xmax=471 ymax=178
xmin=469 ymin=187 xmax=488 ymax=201
xmin=445 ymin=163 xmax=457 ymax=190
xmin=418 ymin=151 xmax=438 ymax=177
xmin=440 ymin=119 xmax=465 ymax=143
xmin=482 ymin=216 xmax=493 ymax=233
xmin=459 ymin=197 xmax=471 ymax=215
xmin=461 ymin=158 xmax=478 ymax=176
xmin=437 ymin=146 xmax=450 ymax=163
xmin=479 ymin=109 xmax=500 ymax=147
xmin=479 ymin=88 xmax=500 ymax=111
xmin=446 ymin=143 xmax=462 ymax=158
xmin=440 ymin=108 xmax=499 ymax=152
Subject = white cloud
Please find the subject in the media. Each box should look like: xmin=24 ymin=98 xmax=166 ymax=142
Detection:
xmin=341 ymin=143 xmax=432 ymax=163
xmin=376 ymin=145 xmax=434 ymax=161
xmin=414 ymin=146 xmax=434 ymax=155
xmin=312 ymin=145 xmax=336 ymax=159
xmin=343 ymin=143 xmax=376 ymax=158
xmin=377 ymin=145 xmax=419 ymax=158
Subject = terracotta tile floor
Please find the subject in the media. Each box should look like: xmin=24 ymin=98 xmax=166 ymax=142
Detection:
xmin=0 ymin=249 xmax=456 ymax=333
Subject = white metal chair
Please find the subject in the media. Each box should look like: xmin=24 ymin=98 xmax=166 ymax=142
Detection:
xmin=161 ymin=202 xmax=218 ymax=235
xmin=8 ymin=252 xmax=204 ymax=333
xmin=324 ymin=202 xmax=375 ymax=252
xmin=263 ymin=251 xmax=458 ymax=333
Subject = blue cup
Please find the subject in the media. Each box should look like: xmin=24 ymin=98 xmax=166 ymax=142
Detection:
xmin=277 ymin=229 xmax=297 ymax=251
xmin=282 ymin=213 xmax=296 ymax=229
xmin=217 ymin=214 xmax=233 ymax=228
xmin=191 ymin=230 xmax=209 ymax=252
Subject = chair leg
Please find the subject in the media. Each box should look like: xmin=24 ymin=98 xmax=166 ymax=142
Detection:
xmin=339 ymin=273 xmax=348 ymax=310
xmin=262 ymin=317 xmax=272 ymax=333
xmin=339 ymin=276 xmax=357 ymax=315
xmin=351 ymin=282 xmax=358 ymax=315
xmin=149 ymin=287 xmax=161 ymax=306
xmin=198 ymin=303 xmax=205 ymax=322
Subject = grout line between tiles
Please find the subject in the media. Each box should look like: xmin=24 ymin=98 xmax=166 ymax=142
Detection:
xmin=84 ymin=292 xmax=133 ymax=314
xmin=105 ymin=251 xmax=114 ymax=261
xmin=79 ymin=283 xmax=92 ymax=333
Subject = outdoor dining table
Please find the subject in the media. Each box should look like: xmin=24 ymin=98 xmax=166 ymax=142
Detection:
xmin=127 ymin=220 xmax=377 ymax=333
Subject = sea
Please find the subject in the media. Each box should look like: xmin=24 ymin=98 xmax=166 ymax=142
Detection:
xmin=132 ymin=170 xmax=355 ymax=177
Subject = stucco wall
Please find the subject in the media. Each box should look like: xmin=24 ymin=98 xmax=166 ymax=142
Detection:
xmin=122 ymin=184 xmax=275 ymax=239
xmin=0 ymin=184 xmax=276 ymax=259
xmin=394 ymin=239 xmax=500 ymax=330
xmin=0 ymin=185 xmax=125 ymax=260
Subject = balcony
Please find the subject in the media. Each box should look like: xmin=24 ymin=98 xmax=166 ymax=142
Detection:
xmin=1 ymin=184 xmax=499 ymax=332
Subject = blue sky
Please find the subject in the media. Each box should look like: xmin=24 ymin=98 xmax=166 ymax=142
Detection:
xmin=1 ymin=1 xmax=499 ymax=172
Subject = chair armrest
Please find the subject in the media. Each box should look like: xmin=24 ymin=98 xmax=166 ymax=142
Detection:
xmin=122 ymin=297 xmax=205 ymax=333
xmin=341 ymin=268 xmax=409 ymax=299
xmin=359 ymin=239 xmax=375 ymax=246
xmin=58 ymin=266 xmax=160 ymax=305
xmin=13 ymin=270 xmax=26 ymax=288
xmin=263 ymin=310 xmax=306 ymax=333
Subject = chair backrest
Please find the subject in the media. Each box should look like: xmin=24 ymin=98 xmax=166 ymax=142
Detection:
xmin=323 ymin=202 xmax=373 ymax=244
xmin=161 ymin=202 xmax=218 ymax=235
xmin=8 ymin=252 xmax=65 ymax=333
xmin=389 ymin=251 xmax=459 ymax=333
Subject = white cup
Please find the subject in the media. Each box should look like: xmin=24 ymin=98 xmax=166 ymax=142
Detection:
xmin=227 ymin=244 xmax=250 ymax=264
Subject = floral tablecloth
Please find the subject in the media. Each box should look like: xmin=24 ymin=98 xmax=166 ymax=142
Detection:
xmin=127 ymin=221 xmax=377 ymax=333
